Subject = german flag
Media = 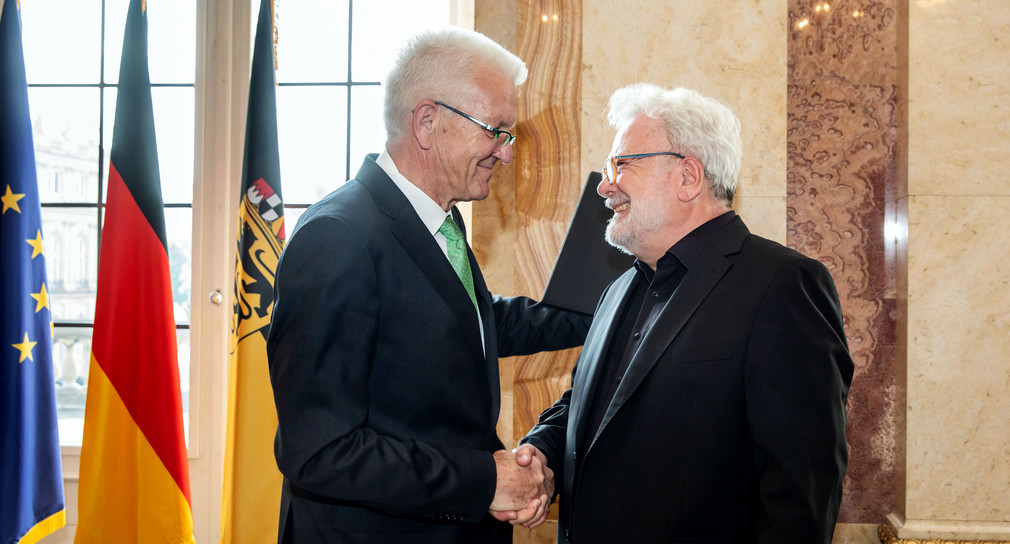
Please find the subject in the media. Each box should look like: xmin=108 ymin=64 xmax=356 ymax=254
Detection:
xmin=75 ymin=1 xmax=194 ymax=542
xmin=220 ymin=0 xmax=285 ymax=542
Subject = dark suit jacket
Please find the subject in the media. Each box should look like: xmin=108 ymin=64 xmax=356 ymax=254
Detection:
xmin=524 ymin=215 xmax=853 ymax=544
xmin=267 ymin=154 xmax=590 ymax=544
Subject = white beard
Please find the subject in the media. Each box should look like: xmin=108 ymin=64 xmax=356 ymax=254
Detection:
xmin=604 ymin=195 xmax=667 ymax=257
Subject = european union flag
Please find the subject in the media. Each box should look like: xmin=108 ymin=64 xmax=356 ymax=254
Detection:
xmin=1 ymin=0 xmax=67 ymax=542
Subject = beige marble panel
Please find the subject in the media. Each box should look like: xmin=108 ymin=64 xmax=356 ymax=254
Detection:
xmin=886 ymin=514 xmax=1010 ymax=541
xmin=905 ymin=195 xmax=1010 ymax=523
xmin=908 ymin=1 xmax=1010 ymax=197
xmin=581 ymin=0 xmax=787 ymax=205
xmin=735 ymin=195 xmax=788 ymax=244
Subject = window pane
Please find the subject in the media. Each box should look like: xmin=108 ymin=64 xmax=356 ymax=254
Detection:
xmin=54 ymin=326 xmax=92 ymax=447
xmin=177 ymin=328 xmax=190 ymax=444
xmin=166 ymin=208 xmax=193 ymax=325
xmin=21 ymin=0 xmax=102 ymax=84
xmin=284 ymin=207 xmax=308 ymax=235
xmin=277 ymin=86 xmax=348 ymax=204
xmin=153 ymin=87 xmax=196 ymax=204
xmin=274 ymin=0 xmax=350 ymax=83
xmin=349 ymin=85 xmax=385 ymax=174
xmin=148 ymin=0 xmax=197 ymax=83
xmin=30 ymin=88 xmax=102 ymax=204
xmin=351 ymin=0 xmax=450 ymax=83
xmin=42 ymin=208 xmax=99 ymax=324
xmin=103 ymin=0 xmax=129 ymax=84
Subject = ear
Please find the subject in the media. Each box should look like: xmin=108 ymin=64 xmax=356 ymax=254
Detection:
xmin=676 ymin=156 xmax=706 ymax=203
xmin=412 ymin=100 xmax=439 ymax=150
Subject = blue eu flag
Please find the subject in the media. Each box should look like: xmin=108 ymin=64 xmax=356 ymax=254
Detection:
xmin=1 ymin=0 xmax=67 ymax=541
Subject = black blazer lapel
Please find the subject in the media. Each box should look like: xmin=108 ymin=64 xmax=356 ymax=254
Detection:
xmin=589 ymin=218 xmax=750 ymax=450
xmin=356 ymin=156 xmax=485 ymax=365
xmin=571 ymin=269 xmax=638 ymax=450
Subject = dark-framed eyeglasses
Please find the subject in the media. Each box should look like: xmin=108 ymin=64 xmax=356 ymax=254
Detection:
xmin=602 ymin=152 xmax=685 ymax=184
xmin=435 ymin=101 xmax=517 ymax=148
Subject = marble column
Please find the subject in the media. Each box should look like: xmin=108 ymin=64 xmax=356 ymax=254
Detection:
xmin=787 ymin=1 xmax=899 ymax=541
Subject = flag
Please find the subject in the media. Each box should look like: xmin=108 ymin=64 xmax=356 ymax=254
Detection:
xmin=220 ymin=0 xmax=285 ymax=542
xmin=1 ymin=0 xmax=67 ymax=541
xmin=74 ymin=0 xmax=194 ymax=542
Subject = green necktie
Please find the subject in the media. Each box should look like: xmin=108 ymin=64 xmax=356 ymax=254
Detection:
xmin=438 ymin=216 xmax=478 ymax=309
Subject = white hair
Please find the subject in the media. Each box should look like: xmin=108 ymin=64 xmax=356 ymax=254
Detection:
xmin=607 ymin=83 xmax=742 ymax=205
xmin=384 ymin=27 xmax=528 ymax=142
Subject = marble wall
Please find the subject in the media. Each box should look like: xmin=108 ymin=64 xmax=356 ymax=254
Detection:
xmin=474 ymin=0 xmax=1010 ymax=542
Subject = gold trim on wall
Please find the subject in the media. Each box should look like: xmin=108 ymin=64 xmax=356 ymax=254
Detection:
xmin=879 ymin=524 xmax=1010 ymax=544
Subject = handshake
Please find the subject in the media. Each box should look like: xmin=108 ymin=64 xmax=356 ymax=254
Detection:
xmin=488 ymin=444 xmax=554 ymax=529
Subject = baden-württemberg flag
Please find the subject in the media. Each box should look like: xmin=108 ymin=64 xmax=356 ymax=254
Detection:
xmin=220 ymin=1 xmax=285 ymax=541
xmin=74 ymin=1 xmax=194 ymax=542
xmin=1 ymin=0 xmax=67 ymax=542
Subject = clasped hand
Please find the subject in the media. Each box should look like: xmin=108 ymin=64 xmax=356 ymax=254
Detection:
xmin=488 ymin=445 xmax=553 ymax=529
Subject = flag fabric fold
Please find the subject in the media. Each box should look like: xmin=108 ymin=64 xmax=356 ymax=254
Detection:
xmin=74 ymin=1 xmax=194 ymax=542
xmin=220 ymin=0 xmax=285 ymax=542
xmin=1 ymin=0 xmax=67 ymax=542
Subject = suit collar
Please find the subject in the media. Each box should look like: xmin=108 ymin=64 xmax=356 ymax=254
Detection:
xmin=354 ymin=155 xmax=489 ymax=368
xmin=375 ymin=149 xmax=448 ymax=235
xmin=630 ymin=210 xmax=738 ymax=277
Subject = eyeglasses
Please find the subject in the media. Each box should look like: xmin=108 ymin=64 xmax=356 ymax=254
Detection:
xmin=435 ymin=101 xmax=517 ymax=149
xmin=602 ymin=152 xmax=685 ymax=184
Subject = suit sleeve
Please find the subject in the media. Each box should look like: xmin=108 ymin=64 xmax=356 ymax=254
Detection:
xmin=491 ymin=298 xmax=590 ymax=484
xmin=517 ymin=276 xmax=617 ymax=483
xmin=745 ymin=258 xmax=854 ymax=543
xmin=492 ymin=296 xmax=592 ymax=358
xmin=267 ymin=216 xmax=496 ymax=522
xmin=520 ymin=384 xmax=573 ymax=484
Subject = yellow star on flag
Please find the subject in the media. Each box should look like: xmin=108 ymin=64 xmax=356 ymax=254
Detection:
xmin=12 ymin=332 xmax=37 ymax=363
xmin=31 ymin=283 xmax=51 ymax=313
xmin=27 ymin=230 xmax=45 ymax=259
xmin=2 ymin=184 xmax=25 ymax=215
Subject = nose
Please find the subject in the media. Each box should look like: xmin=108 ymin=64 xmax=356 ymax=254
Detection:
xmin=493 ymin=142 xmax=513 ymax=165
xmin=597 ymin=176 xmax=615 ymax=198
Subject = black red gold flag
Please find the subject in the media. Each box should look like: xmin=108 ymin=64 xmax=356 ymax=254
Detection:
xmin=75 ymin=0 xmax=194 ymax=541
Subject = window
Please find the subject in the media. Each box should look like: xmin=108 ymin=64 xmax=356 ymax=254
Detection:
xmin=272 ymin=1 xmax=450 ymax=227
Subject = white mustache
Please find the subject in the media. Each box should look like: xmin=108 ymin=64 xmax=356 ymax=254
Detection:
xmin=605 ymin=197 xmax=629 ymax=211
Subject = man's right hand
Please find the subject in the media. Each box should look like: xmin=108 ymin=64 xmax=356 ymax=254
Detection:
xmin=488 ymin=445 xmax=553 ymax=528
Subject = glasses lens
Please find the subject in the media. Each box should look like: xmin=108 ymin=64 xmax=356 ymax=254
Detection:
xmin=493 ymin=131 xmax=516 ymax=149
